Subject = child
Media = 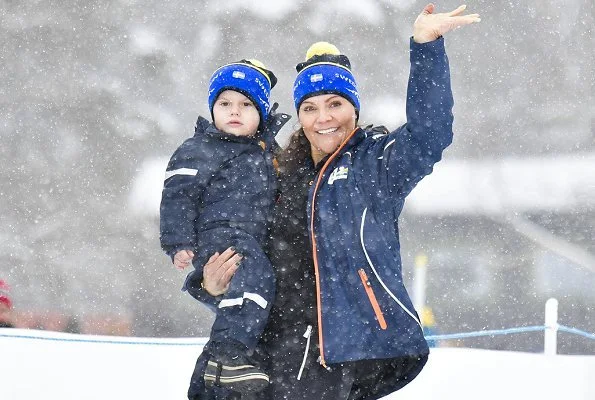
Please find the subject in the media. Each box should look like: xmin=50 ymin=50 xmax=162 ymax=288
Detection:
xmin=159 ymin=59 xmax=289 ymax=395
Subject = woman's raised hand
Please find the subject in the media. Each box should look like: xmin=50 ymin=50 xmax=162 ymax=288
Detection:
xmin=413 ymin=4 xmax=480 ymax=44
xmin=201 ymin=247 xmax=242 ymax=296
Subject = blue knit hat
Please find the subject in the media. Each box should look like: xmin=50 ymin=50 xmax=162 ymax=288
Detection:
xmin=208 ymin=59 xmax=277 ymax=129
xmin=293 ymin=42 xmax=360 ymax=116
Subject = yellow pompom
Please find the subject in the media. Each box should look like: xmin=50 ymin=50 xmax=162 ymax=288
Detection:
xmin=246 ymin=58 xmax=267 ymax=69
xmin=305 ymin=42 xmax=340 ymax=61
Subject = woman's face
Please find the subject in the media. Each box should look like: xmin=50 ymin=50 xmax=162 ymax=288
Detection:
xmin=298 ymin=94 xmax=357 ymax=162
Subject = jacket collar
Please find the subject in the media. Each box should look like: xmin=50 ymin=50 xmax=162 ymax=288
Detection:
xmin=325 ymin=125 xmax=388 ymax=162
xmin=342 ymin=126 xmax=366 ymax=151
xmin=315 ymin=126 xmax=366 ymax=169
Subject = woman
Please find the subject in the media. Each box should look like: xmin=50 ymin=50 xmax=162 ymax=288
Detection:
xmin=190 ymin=4 xmax=480 ymax=399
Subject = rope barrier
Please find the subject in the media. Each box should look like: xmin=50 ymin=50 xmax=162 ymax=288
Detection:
xmin=1 ymin=324 xmax=593 ymax=346
xmin=424 ymin=325 xmax=545 ymax=341
xmin=426 ymin=324 xmax=595 ymax=341
xmin=557 ymin=325 xmax=595 ymax=341
xmin=0 ymin=331 xmax=208 ymax=346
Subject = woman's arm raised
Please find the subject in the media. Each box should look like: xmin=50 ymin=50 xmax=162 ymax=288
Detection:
xmin=364 ymin=4 xmax=480 ymax=200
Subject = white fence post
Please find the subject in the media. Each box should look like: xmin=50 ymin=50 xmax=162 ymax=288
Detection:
xmin=413 ymin=253 xmax=428 ymax=312
xmin=544 ymin=298 xmax=559 ymax=355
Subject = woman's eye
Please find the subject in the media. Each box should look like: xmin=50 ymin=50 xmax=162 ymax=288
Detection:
xmin=302 ymin=106 xmax=315 ymax=112
xmin=330 ymin=101 xmax=342 ymax=108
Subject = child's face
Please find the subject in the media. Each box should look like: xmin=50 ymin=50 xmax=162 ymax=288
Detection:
xmin=213 ymin=90 xmax=260 ymax=137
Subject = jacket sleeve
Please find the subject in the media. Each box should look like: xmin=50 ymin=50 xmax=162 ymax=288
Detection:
xmin=159 ymin=137 xmax=207 ymax=259
xmin=376 ymin=36 xmax=454 ymax=200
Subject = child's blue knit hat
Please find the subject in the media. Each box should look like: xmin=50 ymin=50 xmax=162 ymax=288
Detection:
xmin=208 ymin=59 xmax=277 ymax=129
xmin=293 ymin=42 xmax=360 ymax=117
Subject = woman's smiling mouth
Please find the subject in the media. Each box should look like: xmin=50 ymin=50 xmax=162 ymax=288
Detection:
xmin=317 ymin=127 xmax=338 ymax=135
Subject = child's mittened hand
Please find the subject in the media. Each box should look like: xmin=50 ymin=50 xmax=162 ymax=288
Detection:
xmin=173 ymin=249 xmax=195 ymax=270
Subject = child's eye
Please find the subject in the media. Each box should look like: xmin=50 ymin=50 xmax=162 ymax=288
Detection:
xmin=219 ymin=101 xmax=230 ymax=107
xmin=243 ymin=102 xmax=254 ymax=107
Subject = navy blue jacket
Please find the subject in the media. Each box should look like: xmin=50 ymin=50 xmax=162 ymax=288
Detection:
xmin=160 ymin=109 xmax=290 ymax=263
xmin=308 ymin=37 xmax=453 ymax=365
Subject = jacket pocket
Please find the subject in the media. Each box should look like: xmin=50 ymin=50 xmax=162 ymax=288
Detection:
xmin=358 ymin=269 xmax=387 ymax=330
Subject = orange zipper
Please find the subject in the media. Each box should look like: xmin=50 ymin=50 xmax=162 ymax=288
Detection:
xmin=358 ymin=268 xmax=388 ymax=330
xmin=310 ymin=127 xmax=359 ymax=368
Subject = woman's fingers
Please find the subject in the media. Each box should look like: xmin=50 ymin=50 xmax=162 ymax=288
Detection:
xmin=205 ymin=252 xmax=220 ymax=264
xmin=216 ymin=247 xmax=237 ymax=265
xmin=446 ymin=5 xmax=481 ymax=24
xmin=216 ymin=253 xmax=242 ymax=283
xmin=422 ymin=3 xmax=435 ymax=15
xmin=221 ymin=259 xmax=240 ymax=285
xmin=451 ymin=14 xmax=481 ymax=28
xmin=414 ymin=3 xmax=480 ymax=42
xmin=201 ymin=247 xmax=241 ymax=295
xmin=204 ymin=248 xmax=235 ymax=274
xmin=447 ymin=4 xmax=467 ymax=17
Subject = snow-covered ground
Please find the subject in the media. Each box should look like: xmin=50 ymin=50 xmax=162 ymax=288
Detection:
xmin=1 ymin=328 xmax=593 ymax=399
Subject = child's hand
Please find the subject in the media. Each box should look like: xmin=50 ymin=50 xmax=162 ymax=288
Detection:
xmin=173 ymin=249 xmax=195 ymax=270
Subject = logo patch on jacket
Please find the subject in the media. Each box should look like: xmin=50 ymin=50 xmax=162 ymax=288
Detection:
xmin=328 ymin=166 xmax=348 ymax=185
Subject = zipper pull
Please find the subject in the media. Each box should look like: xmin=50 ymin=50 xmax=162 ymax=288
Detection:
xmin=317 ymin=356 xmax=332 ymax=371
xmin=297 ymin=325 xmax=314 ymax=381
xmin=303 ymin=325 xmax=312 ymax=338
xmin=359 ymin=268 xmax=371 ymax=286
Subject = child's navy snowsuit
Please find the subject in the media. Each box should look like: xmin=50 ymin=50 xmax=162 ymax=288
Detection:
xmin=160 ymin=110 xmax=290 ymax=350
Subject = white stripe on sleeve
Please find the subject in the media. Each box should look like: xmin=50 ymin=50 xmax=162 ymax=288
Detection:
xmin=243 ymin=292 xmax=268 ymax=309
xmin=164 ymin=168 xmax=198 ymax=181
xmin=218 ymin=292 xmax=268 ymax=310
